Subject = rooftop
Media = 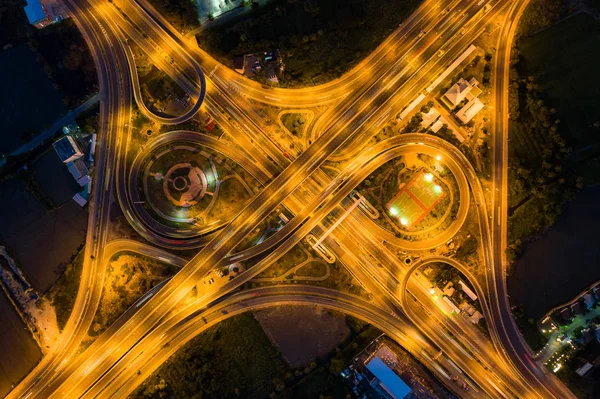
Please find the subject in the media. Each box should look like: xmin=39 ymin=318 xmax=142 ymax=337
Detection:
xmin=366 ymin=356 xmax=412 ymax=399
xmin=456 ymin=97 xmax=484 ymax=123
xmin=24 ymin=0 xmax=47 ymax=25
xmin=443 ymin=77 xmax=479 ymax=107
xmin=53 ymin=136 xmax=83 ymax=163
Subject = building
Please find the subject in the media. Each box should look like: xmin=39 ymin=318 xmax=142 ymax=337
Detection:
xmin=365 ymin=356 xmax=412 ymax=399
xmin=571 ymin=301 xmax=583 ymax=314
xmin=584 ymin=293 xmax=595 ymax=309
xmin=420 ymin=107 xmax=441 ymax=129
xmin=443 ymin=281 xmax=455 ymax=297
xmin=24 ymin=0 xmax=51 ymax=28
xmin=442 ymin=77 xmax=481 ymax=108
xmin=72 ymin=191 xmax=88 ymax=207
xmin=456 ymin=97 xmax=484 ymax=124
xmin=66 ymin=159 xmax=89 ymax=186
xmin=459 ymin=280 xmax=478 ymax=301
xmin=54 ymin=136 xmax=83 ymax=164
xmin=560 ymin=307 xmax=573 ymax=321
xmin=576 ymin=362 xmax=593 ymax=377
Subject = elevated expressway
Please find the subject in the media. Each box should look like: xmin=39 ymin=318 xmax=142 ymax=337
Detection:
xmin=112 ymin=0 xmax=572 ymax=396
xmin=26 ymin=136 xmax=528 ymax=398
xmin=97 ymin=5 xmax=552 ymax=396
xmin=487 ymin=0 xmax=576 ymax=398
xmin=111 ymin=0 xmax=492 ymax=250
xmin=8 ymin=0 xmax=575 ymax=397
xmin=6 ymin=2 xmax=137 ymax=397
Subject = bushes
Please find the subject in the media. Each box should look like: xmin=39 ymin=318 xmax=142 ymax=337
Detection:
xmin=196 ymin=0 xmax=421 ymax=87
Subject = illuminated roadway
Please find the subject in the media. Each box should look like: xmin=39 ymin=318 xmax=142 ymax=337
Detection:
xmin=6 ymin=0 xmax=577 ymax=398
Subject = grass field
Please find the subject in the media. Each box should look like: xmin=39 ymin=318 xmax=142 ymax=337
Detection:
xmin=386 ymin=171 xmax=445 ymax=228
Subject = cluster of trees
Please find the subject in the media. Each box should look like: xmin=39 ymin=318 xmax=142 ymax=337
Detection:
xmin=196 ymin=0 xmax=421 ymax=87
xmin=506 ymin=71 xmax=582 ymax=260
xmin=482 ymin=52 xmax=492 ymax=86
xmin=132 ymin=313 xmax=376 ymax=399
xmin=50 ymin=246 xmax=85 ymax=330
xmin=27 ymin=21 xmax=98 ymax=108
xmin=148 ymin=0 xmax=199 ymax=33
xmin=517 ymin=0 xmax=565 ymax=36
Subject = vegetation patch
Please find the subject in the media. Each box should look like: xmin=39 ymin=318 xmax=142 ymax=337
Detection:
xmin=132 ymin=313 xmax=380 ymax=399
xmin=49 ymin=246 xmax=85 ymax=330
xmin=506 ymin=12 xmax=600 ymax=260
xmin=196 ymin=0 xmax=422 ymax=87
xmin=146 ymin=0 xmax=200 ymax=33
xmin=131 ymin=313 xmax=289 ymax=399
xmin=90 ymin=253 xmax=178 ymax=335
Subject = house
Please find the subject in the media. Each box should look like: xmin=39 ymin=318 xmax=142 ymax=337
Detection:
xmin=584 ymin=293 xmax=595 ymax=309
xmin=571 ymin=301 xmax=583 ymax=314
xmin=593 ymin=286 xmax=600 ymax=299
xmin=54 ymin=136 xmax=83 ymax=164
xmin=459 ymin=280 xmax=478 ymax=301
xmin=595 ymin=325 xmax=600 ymax=342
xmin=456 ymin=97 xmax=484 ymax=124
xmin=24 ymin=0 xmax=51 ymax=29
xmin=560 ymin=307 xmax=573 ymax=321
xmin=442 ymin=77 xmax=480 ymax=108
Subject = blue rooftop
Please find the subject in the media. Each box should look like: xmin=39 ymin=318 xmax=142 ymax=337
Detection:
xmin=366 ymin=357 xmax=412 ymax=399
xmin=24 ymin=0 xmax=46 ymax=25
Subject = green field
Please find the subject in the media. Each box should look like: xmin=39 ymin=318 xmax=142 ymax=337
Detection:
xmin=386 ymin=171 xmax=445 ymax=228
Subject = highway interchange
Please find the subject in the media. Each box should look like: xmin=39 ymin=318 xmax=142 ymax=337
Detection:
xmin=8 ymin=0 xmax=578 ymax=398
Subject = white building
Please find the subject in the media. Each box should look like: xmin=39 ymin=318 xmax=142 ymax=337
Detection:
xmin=442 ymin=77 xmax=481 ymax=108
xmin=456 ymin=98 xmax=484 ymax=124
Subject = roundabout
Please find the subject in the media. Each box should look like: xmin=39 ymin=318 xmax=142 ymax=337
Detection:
xmin=127 ymin=132 xmax=265 ymax=246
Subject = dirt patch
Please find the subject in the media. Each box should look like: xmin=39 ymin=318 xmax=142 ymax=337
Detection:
xmin=254 ymin=305 xmax=350 ymax=368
